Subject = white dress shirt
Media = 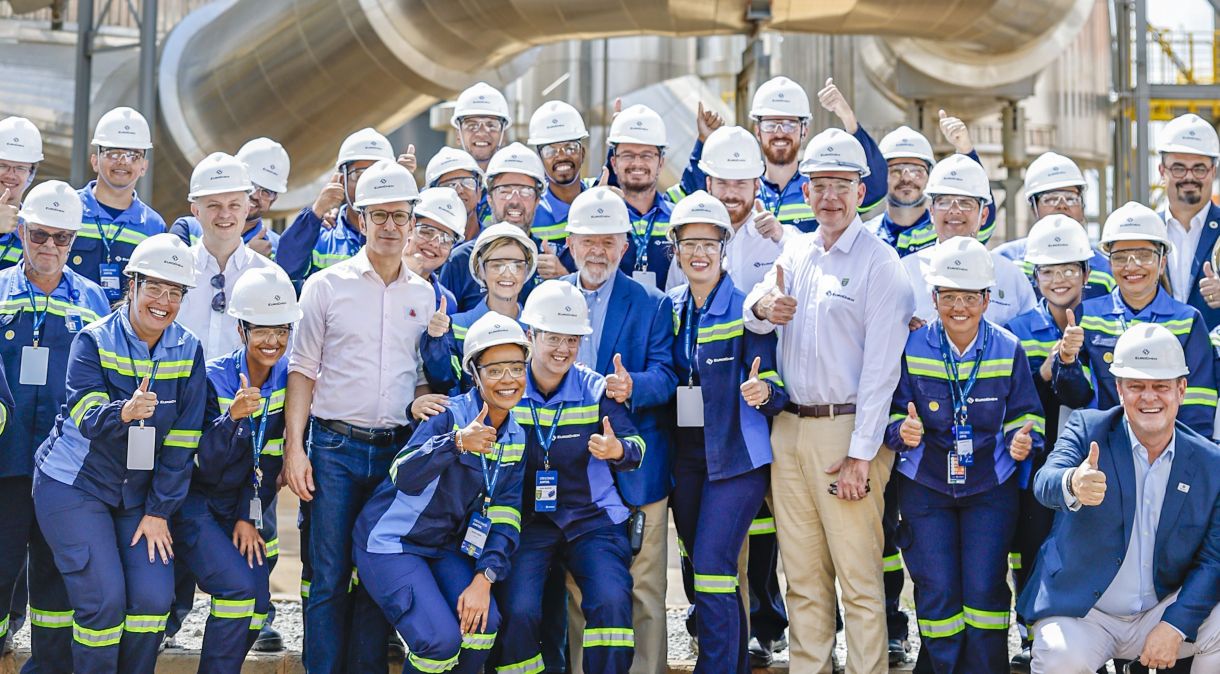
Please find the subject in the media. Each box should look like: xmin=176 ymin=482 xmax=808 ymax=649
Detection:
xmin=289 ymin=249 xmax=435 ymax=428
xmin=1163 ymin=206 xmax=1209 ymax=302
xmin=177 ymin=241 xmax=277 ymax=361
xmin=901 ymin=245 xmax=1037 ymax=326
xmin=744 ymin=217 xmax=916 ymax=460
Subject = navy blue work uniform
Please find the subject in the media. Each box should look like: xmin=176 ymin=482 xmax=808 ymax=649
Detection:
xmin=668 ymin=275 xmax=787 ymax=673
xmin=1067 ymin=287 xmax=1218 ymax=436
xmin=439 ymin=237 xmax=544 ymax=313
xmin=169 ymin=215 xmax=281 ymax=258
xmin=886 ymin=151 xmax=997 ymax=257
xmin=72 ymin=182 xmax=168 ymax=302
xmin=354 ymin=390 xmax=524 ymax=674
xmin=493 ymin=364 xmax=644 ymax=674
xmin=531 ymin=178 xmax=596 ymax=244
xmin=277 ymin=205 xmax=363 ymax=289
xmin=0 ymin=233 xmax=23 ymax=270
xmin=0 ymin=264 xmax=107 ymax=671
xmin=885 ymin=320 xmax=1045 ymax=673
xmin=33 ymin=308 xmax=205 ymax=674
xmin=172 ymin=348 xmax=286 ymax=673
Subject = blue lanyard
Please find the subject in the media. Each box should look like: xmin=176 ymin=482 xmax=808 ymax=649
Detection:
xmin=22 ymin=275 xmax=50 ymax=346
xmin=683 ymin=297 xmax=700 ymax=386
xmin=248 ymin=396 xmax=270 ymax=488
xmin=527 ymin=400 xmax=565 ymax=470
xmin=631 ymin=211 xmax=660 ymax=270
xmin=95 ymin=217 xmax=129 ymax=263
xmin=937 ymin=322 xmax=990 ymax=426
xmin=479 ymin=436 xmax=506 ymax=516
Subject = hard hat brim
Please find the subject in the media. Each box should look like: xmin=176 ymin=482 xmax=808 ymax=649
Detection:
xmin=1024 ymin=251 xmax=1093 ymax=265
xmin=17 ymin=212 xmax=82 ymax=231
xmin=798 ymin=159 xmax=871 ymax=178
xmin=926 ymin=186 xmax=993 ymax=205
xmin=883 ymin=151 xmax=935 ymax=165
xmin=697 ymin=159 xmax=764 ymax=181
xmin=564 ymin=223 xmax=632 ymax=236
xmin=1101 ymin=235 xmax=1173 ymax=255
xmin=749 ymin=109 xmax=810 ymax=121
xmin=1107 ymin=364 xmax=1189 ymax=380
xmin=527 ymin=132 xmax=590 ymax=146
xmin=1024 ymin=179 xmax=1086 ymax=200
xmin=188 ymin=185 xmax=254 ymax=201
xmin=353 ymin=194 xmax=422 ymax=209
xmin=228 ymin=306 xmax=304 ymax=325
xmin=462 ymin=336 xmax=531 ymax=375
xmin=1156 ymin=143 xmax=1220 ymax=159
xmin=925 ymin=274 xmax=993 ymax=292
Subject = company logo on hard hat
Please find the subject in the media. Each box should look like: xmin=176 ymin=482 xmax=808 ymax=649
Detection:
xmin=1048 ymin=167 xmax=1067 ymax=176
xmin=629 ymin=121 xmax=648 ymax=131
xmin=776 ymin=92 xmax=785 ymax=100
xmin=558 ymin=304 xmax=578 ymax=318
xmin=475 ymin=95 xmax=488 ymax=103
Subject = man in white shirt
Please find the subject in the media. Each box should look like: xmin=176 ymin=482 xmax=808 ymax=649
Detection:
xmin=745 ymin=128 xmax=915 ymax=674
xmin=1158 ymin=114 xmax=1220 ymax=331
xmin=177 ymin=153 xmax=276 ymax=360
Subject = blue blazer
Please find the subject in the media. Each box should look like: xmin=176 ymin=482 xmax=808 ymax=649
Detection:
xmin=1171 ymin=201 xmax=1220 ymax=331
xmin=1017 ymin=407 xmax=1220 ymax=639
xmin=562 ymin=270 xmax=677 ymax=506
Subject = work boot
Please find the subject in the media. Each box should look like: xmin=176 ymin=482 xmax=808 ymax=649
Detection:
xmin=252 ymin=624 xmax=284 ymax=653
xmin=1009 ymin=643 xmax=1032 ymax=672
xmin=748 ymin=637 xmax=772 ymax=667
xmin=889 ymin=637 xmax=911 ymax=665
xmin=387 ymin=633 xmax=406 ymax=660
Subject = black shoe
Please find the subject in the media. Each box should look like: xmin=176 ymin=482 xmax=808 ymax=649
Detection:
xmin=770 ymin=633 xmax=788 ymax=653
xmin=252 ymin=625 xmax=284 ymax=653
xmin=1009 ymin=644 xmax=1032 ymax=671
xmin=748 ymin=636 xmax=774 ymax=668
xmin=387 ymin=634 xmax=406 ymax=660
xmin=889 ymin=638 xmax=911 ymax=665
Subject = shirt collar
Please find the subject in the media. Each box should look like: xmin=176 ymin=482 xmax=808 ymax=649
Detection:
xmin=79 ymin=181 xmax=148 ymax=226
xmin=3 ymin=263 xmax=74 ymax=302
xmin=350 ymin=248 xmax=413 ymax=285
xmin=524 ymin=366 xmax=585 ymax=405
xmin=925 ymin=319 xmax=985 ymax=358
xmin=625 ymin=192 xmax=673 ymax=219
xmin=1124 ymin=419 xmax=1176 ymax=468
xmin=1165 ymin=204 xmax=1208 ymax=231
xmin=576 ymin=270 xmax=616 ymax=301
xmin=817 ymin=216 xmax=865 ymax=254
xmin=191 ymin=240 xmax=253 ymax=275
xmin=1107 ymin=286 xmax=1174 ymax=318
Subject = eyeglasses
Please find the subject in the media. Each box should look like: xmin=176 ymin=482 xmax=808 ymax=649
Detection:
xmin=810 ymin=179 xmax=859 ymax=196
xmin=757 ymin=119 xmax=802 ymax=134
xmin=1164 ymin=162 xmax=1214 ymax=179
xmin=1034 ymin=265 xmax=1084 ymax=281
xmin=252 ymin=186 xmax=279 ymax=201
xmin=1109 ymin=248 xmax=1162 ymax=268
xmin=24 ymin=225 xmax=74 ymax=247
xmin=490 ymin=184 xmax=538 ymax=200
xmin=459 ymin=118 xmax=504 ymax=134
xmin=537 ymin=332 xmax=581 ymax=349
xmin=483 ymin=258 xmax=529 ymax=275
xmin=676 ymin=239 xmax=724 ymax=256
xmin=210 ymin=273 xmax=226 ymax=312
xmin=100 ymin=149 xmax=145 ymax=163
xmin=477 ymin=360 xmax=527 ymax=380
xmin=1035 ymin=191 xmax=1082 ymax=208
xmin=0 ymin=162 xmax=32 ymax=178
xmin=935 ymin=290 xmax=986 ymax=308
xmin=139 ymin=280 xmax=185 ymax=304
xmin=931 ymin=195 xmax=983 ymax=212
xmin=414 ymin=224 xmax=456 ymax=247
xmin=244 ymin=325 xmax=292 ymax=342
xmin=344 ymin=167 xmax=368 ymax=183
xmin=438 ymin=176 xmax=479 ymax=192
xmin=614 ymin=151 xmax=660 ymax=164
xmin=366 ymin=209 xmax=413 ymax=227
xmin=540 ymin=142 xmax=583 ymax=159
xmin=888 ymin=164 xmax=928 ymax=178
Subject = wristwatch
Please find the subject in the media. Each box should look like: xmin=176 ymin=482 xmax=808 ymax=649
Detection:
xmin=483 ymin=568 xmax=498 ymax=584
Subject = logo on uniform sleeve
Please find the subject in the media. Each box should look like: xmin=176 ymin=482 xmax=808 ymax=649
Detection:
xmin=840 ymin=277 xmax=850 ymax=287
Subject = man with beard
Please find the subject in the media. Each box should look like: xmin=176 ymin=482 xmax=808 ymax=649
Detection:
xmin=170 ymin=138 xmax=289 ymax=258
xmin=425 ymin=147 xmax=485 ymax=242
xmin=1156 ymin=114 xmax=1220 ymax=331
xmin=0 ymin=116 xmax=44 ymax=270
xmin=867 ymin=126 xmax=934 ymax=252
xmin=529 ymin=101 xmax=598 ymax=245
xmin=452 ymin=82 xmax=512 ymax=229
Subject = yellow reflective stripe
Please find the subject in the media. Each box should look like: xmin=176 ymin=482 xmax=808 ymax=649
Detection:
xmin=904 ymin=355 xmax=1014 ymax=380
xmin=210 ymin=598 xmax=255 ymax=619
xmin=496 ymin=653 xmax=545 ymax=674
xmin=264 ymin=537 xmax=279 ymax=558
xmin=666 ymin=185 xmax=687 ymax=203
xmin=1008 ymin=552 xmax=1022 ymax=570
xmin=462 ymin=631 xmax=497 ymax=650
xmin=498 ymin=442 xmax=525 ymax=464
xmin=777 ymin=203 xmax=814 ymax=221
xmin=697 ymin=319 xmax=743 ymax=344
xmin=70 ymin=391 xmax=111 ymax=426
xmin=623 ymin=435 xmax=646 ymax=465
xmin=96 ymin=350 xmax=194 ymax=379
xmin=918 ymin=612 xmax=965 ymax=638
xmin=77 ymin=225 xmax=151 ymax=247
xmin=1081 ymin=316 xmax=1192 ymax=337
xmin=1020 ymin=338 xmax=1056 ymax=360
xmin=300 ymin=580 xmax=311 ymax=599
xmin=123 ymin=613 xmax=168 ymax=633
xmin=30 ymin=607 xmax=74 ymax=629
xmin=531 ymin=222 xmax=568 ymax=240
xmin=262 ymin=438 xmax=285 ymax=456
xmin=512 ymin=404 xmax=600 ymax=426
xmin=409 ymin=650 xmax=459 ymax=673
xmin=748 ymin=517 xmax=776 ymax=536
xmin=890 ymin=412 xmax=907 ymax=423
xmin=582 ymin=627 xmax=635 ymax=648
xmin=631 ymin=219 xmax=669 ymax=237
xmin=249 ymin=612 xmax=267 ymax=631
xmin=487 ymin=505 xmax=521 ymax=531
xmin=164 ymin=429 xmax=202 ymax=449
xmin=0 ymin=297 xmax=102 ymax=323
xmin=312 ymin=250 xmax=350 ymax=269
xmin=758 ymin=370 xmax=783 ymax=386
xmin=73 ymin=621 xmax=123 ymax=647
xmin=883 ymin=553 xmax=903 ymax=573
xmin=453 ymin=324 xmax=469 ymax=339
xmin=1088 ymin=269 xmax=1116 ymax=291
xmin=693 ymin=574 xmax=738 ymax=594
xmin=1183 ymin=387 xmax=1218 ymax=407
xmin=963 ymin=606 xmax=1010 ymax=630
xmin=1003 ymin=414 xmax=1045 ymax=435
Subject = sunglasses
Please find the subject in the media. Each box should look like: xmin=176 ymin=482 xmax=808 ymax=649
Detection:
xmin=25 ymin=226 xmax=74 ymax=247
xmin=211 ymin=273 xmax=226 ymax=312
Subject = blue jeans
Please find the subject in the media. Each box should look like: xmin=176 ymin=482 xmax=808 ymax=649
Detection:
xmin=302 ymin=419 xmax=400 ymax=674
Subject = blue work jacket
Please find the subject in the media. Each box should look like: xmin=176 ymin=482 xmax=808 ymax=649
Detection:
xmin=277 ymin=205 xmax=363 ymax=288
xmin=72 ymin=182 xmax=168 ymax=298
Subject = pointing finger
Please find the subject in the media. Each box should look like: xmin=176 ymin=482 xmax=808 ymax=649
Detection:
xmin=749 ymin=356 xmax=761 ymax=379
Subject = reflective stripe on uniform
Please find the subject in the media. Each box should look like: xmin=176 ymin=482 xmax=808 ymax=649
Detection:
xmin=123 ymin=613 xmax=169 ymax=633
xmin=262 ymin=438 xmax=285 ymax=456
xmin=164 ymin=429 xmax=202 ymax=449
xmin=300 ymin=580 xmax=311 ymax=599
xmin=96 ymin=350 xmax=193 ymax=379
xmin=30 ymin=606 xmax=74 ymax=629
xmin=882 ymin=553 xmax=903 ymax=573
xmin=1184 ymin=387 xmax=1219 ymax=407
xmin=462 ymin=631 xmax=497 ymax=650
xmin=496 ymin=653 xmax=545 ymax=673
xmin=408 ymin=650 xmax=459 ymax=673
xmin=70 ymin=391 xmax=111 ymax=426
xmin=249 ymin=612 xmax=268 ymax=631
xmin=748 ymin=517 xmax=776 ymax=536
xmin=1008 ymin=552 xmax=1022 ymax=571
xmin=582 ymin=626 xmax=635 ymax=648
xmin=697 ymin=319 xmax=744 ymax=344
xmin=918 ymin=612 xmax=965 ymax=639
xmin=265 ymin=537 xmax=280 ymax=558
xmin=211 ymin=597 xmax=255 ymax=619
xmin=73 ymin=621 xmax=123 ymax=647
xmin=693 ymin=573 xmax=738 ymax=594
xmin=487 ymin=505 xmax=521 ymax=531
xmin=963 ymin=605 xmax=1010 ymax=630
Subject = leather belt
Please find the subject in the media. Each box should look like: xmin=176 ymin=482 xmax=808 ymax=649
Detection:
xmin=783 ymin=402 xmax=857 ymax=419
xmin=316 ymin=418 xmax=410 ymax=446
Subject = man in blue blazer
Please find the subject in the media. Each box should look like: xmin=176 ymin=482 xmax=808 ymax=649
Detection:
xmin=561 ymin=186 xmax=678 ymax=674
xmin=1019 ymin=324 xmax=1220 ymax=673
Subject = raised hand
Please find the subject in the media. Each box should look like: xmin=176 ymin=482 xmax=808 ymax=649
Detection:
xmin=1070 ymin=441 xmax=1106 ymax=506
xmin=938 ymin=109 xmax=974 ymax=154
xmin=752 ymin=199 xmax=783 ymax=242
xmin=1058 ymin=309 xmax=1084 ymax=363
xmin=1200 ymin=261 xmax=1220 ymax=309
xmin=817 ymin=78 xmax=858 ymax=133
xmin=588 ymin=416 xmax=624 ymax=461
xmin=696 ymin=101 xmax=724 ymax=142
xmin=428 ymin=296 xmax=452 ymax=337
xmin=1009 ymin=420 xmax=1035 ymax=461
xmin=313 ymin=172 xmax=346 ymax=219
xmin=756 ymin=266 xmax=798 ymax=325
xmin=229 ymin=373 xmax=264 ymax=421
xmin=122 ymin=374 xmax=157 ymax=423
xmin=899 ymin=402 xmax=924 ymax=448
xmin=397 ymin=144 xmax=417 ymax=173
xmin=457 ymin=403 xmax=497 ymax=455
xmin=740 ymin=356 xmax=770 ymax=407
xmin=605 ymin=353 xmax=633 ymax=403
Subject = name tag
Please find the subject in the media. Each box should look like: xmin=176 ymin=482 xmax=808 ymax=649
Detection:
xmin=249 ymin=497 xmax=263 ymax=530
xmin=65 ymin=309 xmax=84 ymax=333
xmin=535 ymin=470 xmax=558 ymax=512
xmin=100 ymin=264 xmax=123 ymax=301
xmin=19 ymin=346 xmax=49 ymax=386
xmin=954 ymin=425 xmax=974 ymax=466
xmin=676 ymin=386 xmax=704 ymax=427
xmin=461 ymin=513 xmax=492 ymax=558
xmin=127 ymin=426 xmax=157 ymax=470
xmin=632 ymin=270 xmax=656 ymax=287
xmin=948 ymin=453 xmax=967 ymax=485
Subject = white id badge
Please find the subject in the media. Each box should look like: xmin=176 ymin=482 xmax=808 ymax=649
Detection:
xmin=127 ymin=425 xmax=157 ymax=470
xmin=676 ymin=386 xmax=704 ymax=427
xmin=632 ymin=270 xmax=656 ymax=287
xmin=19 ymin=346 xmax=49 ymax=386
xmin=249 ymin=497 xmax=264 ymax=529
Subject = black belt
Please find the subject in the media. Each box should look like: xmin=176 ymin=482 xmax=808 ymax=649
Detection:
xmin=783 ymin=403 xmax=856 ymax=419
xmin=316 ymin=418 xmax=410 ymax=446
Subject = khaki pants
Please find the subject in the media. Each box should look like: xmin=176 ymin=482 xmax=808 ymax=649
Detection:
xmin=770 ymin=412 xmax=893 ymax=674
xmin=569 ymin=497 xmax=668 ymax=674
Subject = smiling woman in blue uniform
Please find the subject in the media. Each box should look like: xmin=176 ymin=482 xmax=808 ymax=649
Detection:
xmin=665 ymin=191 xmax=787 ymax=673
xmin=885 ymin=237 xmax=1045 ymax=673
xmin=33 ymin=233 xmax=205 ymax=674
xmin=493 ymin=280 xmax=645 ymax=674
xmin=0 ymin=180 xmax=106 ymax=672
xmin=354 ymin=312 xmax=528 ymax=674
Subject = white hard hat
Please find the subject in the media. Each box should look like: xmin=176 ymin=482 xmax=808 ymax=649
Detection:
xmin=462 ymin=311 xmax=531 ymax=376
xmin=484 ymin=143 xmax=546 ymax=187
xmin=237 ymin=138 xmax=290 ymax=194
xmin=0 ymin=116 xmax=44 ymax=163
xmin=336 ymin=128 xmax=395 ymax=170
xmin=1156 ymin=113 xmax=1220 ymax=159
xmin=425 ymin=147 xmax=483 ymax=187
xmin=749 ymin=76 xmax=812 ymax=120
xmin=521 ymin=279 xmax=592 ymax=336
xmin=1024 ymin=214 xmax=1093 ymax=265
xmin=227 ymin=266 xmax=302 ymax=326
xmin=451 ymin=82 xmax=511 ymax=125
xmin=879 ymin=125 xmax=934 ymax=165
xmin=413 ymin=187 xmax=467 ymax=241
xmin=698 ymin=126 xmax=764 ymax=180
xmin=608 ymin=104 xmax=667 ymax=148
xmin=469 ymin=222 xmax=538 ymax=286
xmin=18 ymin=180 xmax=82 ymax=231
xmin=188 ymin=152 xmax=253 ymax=201
xmin=565 ymin=187 xmax=631 ymax=236
xmin=527 ymin=101 xmax=589 ymax=146
xmin=1109 ymin=323 xmax=1189 ymax=380
xmin=1100 ymin=201 xmax=1172 ymax=253
xmin=799 ymin=128 xmax=870 ymax=177
xmin=124 ymin=233 xmax=197 ymax=287
xmin=1023 ymin=152 xmax=1085 ymax=199
xmin=668 ymin=190 xmax=733 ymax=240
xmin=91 ymin=106 xmax=152 ymax=150
xmin=925 ymin=154 xmax=992 ymax=204
xmin=925 ymin=236 xmax=995 ymax=291
xmin=353 ymin=160 xmax=420 ymax=209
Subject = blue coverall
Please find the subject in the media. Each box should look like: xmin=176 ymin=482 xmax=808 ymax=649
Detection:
xmin=72 ymin=182 xmax=168 ymax=301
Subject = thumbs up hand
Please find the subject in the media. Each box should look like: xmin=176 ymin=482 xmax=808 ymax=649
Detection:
xmin=229 ymin=373 xmax=264 ymax=421
xmin=456 ymin=403 xmax=497 ymax=455
xmin=754 ymin=265 xmax=798 ymax=325
xmin=696 ymin=101 xmax=724 ymax=142
xmin=817 ymin=77 xmax=858 ymax=134
xmin=605 ymin=353 xmax=633 ymax=403
xmin=1058 ymin=309 xmax=1084 ymax=363
xmin=313 ymin=172 xmax=346 ymax=219
xmin=1200 ymin=261 xmax=1220 ymax=308
xmin=0 ymin=188 xmax=17 ymax=235
xmin=899 ymin=401 xmax=924 ymax=448
xmin=752 ymin=199 xmax=783 ymax=242
xmin=1070 ymin=441 xmax=1107 ymax=506
xmin=938 ymin=109 xmax=973 ymax=154
xmin=122 ymin=374 xmax=158 ymax=423
xmin=396 ymin=144 xmax=417 ymax=173
xmin=588 ymin=416 xmax=624 ymax=461
xmin=428 ymin=296 xmax=451 ymax=337
xmin=536 ymin=240 xmax=565 ymax=279
xmin=1009 ymin=420 xmax=1036 ymax=461
xmin=740 ymin=356 xmax=771 ymax=408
